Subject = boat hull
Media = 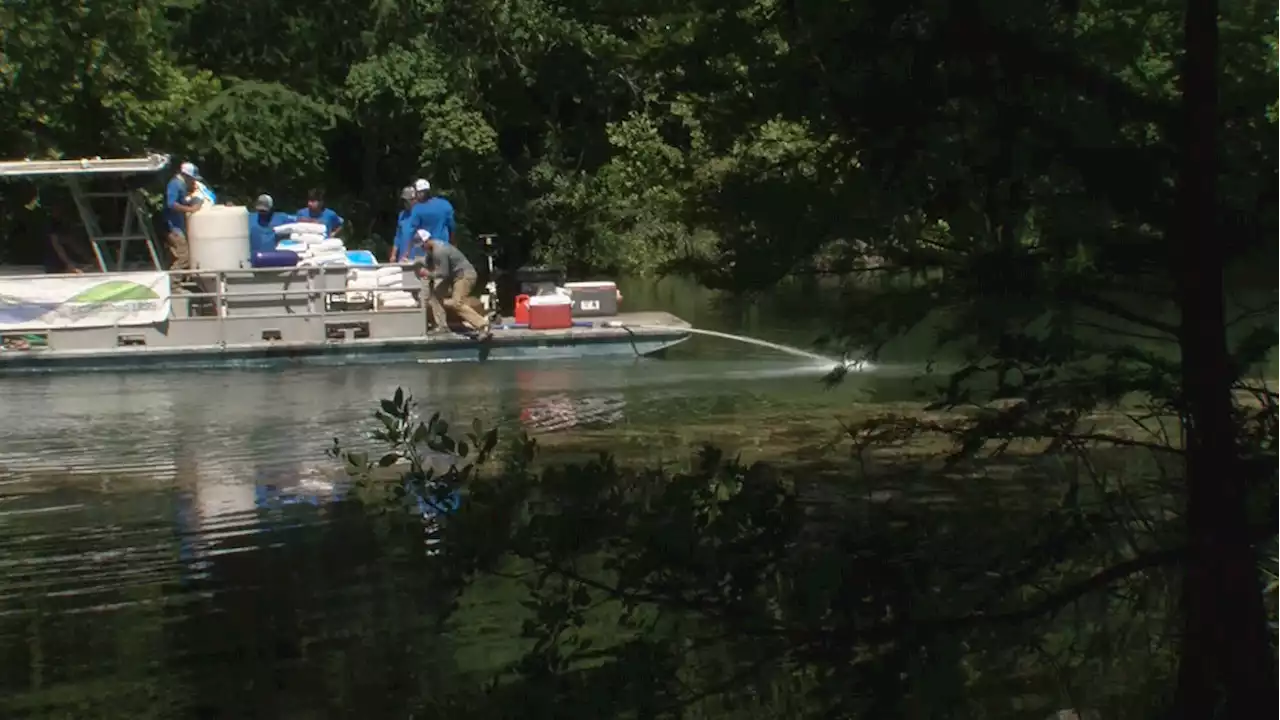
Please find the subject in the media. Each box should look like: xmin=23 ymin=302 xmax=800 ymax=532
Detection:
xmin=0 ymin=267 xmax=691 ymax=373
xmin=0 ymin=314 xmax=689 ymax=373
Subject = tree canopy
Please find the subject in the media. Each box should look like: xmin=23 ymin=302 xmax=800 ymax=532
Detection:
xmin=1 ymin=0 xmax=1274 ymax=275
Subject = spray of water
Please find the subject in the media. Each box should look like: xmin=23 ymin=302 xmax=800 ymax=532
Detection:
xmin=616 ymin=324 xmax=871 ymax=374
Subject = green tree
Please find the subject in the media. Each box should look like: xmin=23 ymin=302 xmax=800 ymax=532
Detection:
xmin=331 ymin=0 xmax=1277 ymax=716
xmin=673 ymin=0 xmax=1279 ymax=714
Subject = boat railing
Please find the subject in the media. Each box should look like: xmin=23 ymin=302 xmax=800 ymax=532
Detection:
xmin=171 ymin=264 xmax=427 ymax=318
xmin=5 ymin=262 xmax=423 ymax=301
xmin=0 ymin=263 xmax=434 ymax=352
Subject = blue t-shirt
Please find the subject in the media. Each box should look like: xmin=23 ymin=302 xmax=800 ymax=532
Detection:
xmin=164 ymin=177 xmax=189 ymax=232
xmin=295 ymin=207 xmax=344 ymax=234
xmin=393 ymin=209 xmax=424 ymax=259
xmin=409 ymin=197 xmax=454 ymax=245
xmin=249 ymin=212 xmax=297 ymax=255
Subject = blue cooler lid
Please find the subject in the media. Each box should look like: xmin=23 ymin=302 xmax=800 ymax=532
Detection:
xmin=345 ymin=250 xmax=377 ymax=266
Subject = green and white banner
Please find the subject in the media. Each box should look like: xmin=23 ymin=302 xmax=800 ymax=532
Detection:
xmin=0 ymin=273 xmax=171 ymax=331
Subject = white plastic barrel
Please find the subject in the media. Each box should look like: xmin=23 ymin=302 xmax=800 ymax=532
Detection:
xmin=188 ymin=205 xmax=251 ymax=270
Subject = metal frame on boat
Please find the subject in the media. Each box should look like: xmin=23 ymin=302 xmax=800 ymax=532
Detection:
xmin=0 ymin=156 xmax=691 ymax=372
xmin=0 ymin=154 xmax=171 ymax=272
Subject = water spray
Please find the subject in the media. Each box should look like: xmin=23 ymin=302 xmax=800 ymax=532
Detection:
xmin=604 ymin=322 xmax=871 ymax=375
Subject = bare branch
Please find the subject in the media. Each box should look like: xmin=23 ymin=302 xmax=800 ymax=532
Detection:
xmin=1226 ymin=298 xmax=1278 ymax=328
xmin=1077 ymin=295 xmax=1179 ymax=338
xmin=1073 ymin=318 xmax=1179 ymax=345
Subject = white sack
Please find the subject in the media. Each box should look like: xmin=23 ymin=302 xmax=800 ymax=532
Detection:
xmin=381 ymin=298 xmax=418 ymax=309
xmin=275 ymin=222 xmax=327 ymax=237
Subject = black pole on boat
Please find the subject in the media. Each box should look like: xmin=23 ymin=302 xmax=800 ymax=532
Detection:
xmin=479 ymin=233 xmax=500 ymax=323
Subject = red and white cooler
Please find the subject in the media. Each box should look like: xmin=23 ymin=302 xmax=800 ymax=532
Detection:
xmin=527 ymin=294 xmax=573 ymax=330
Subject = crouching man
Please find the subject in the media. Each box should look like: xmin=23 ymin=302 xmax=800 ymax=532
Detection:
xmin=413 ymin=230 xmax=492 ymax=341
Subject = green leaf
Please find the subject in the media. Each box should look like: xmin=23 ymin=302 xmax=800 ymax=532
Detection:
xmin=412 ymin=423 xmax=430 ymax=445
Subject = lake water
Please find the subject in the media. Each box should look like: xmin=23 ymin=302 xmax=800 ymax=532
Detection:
xmin=0 ymin=277 xmax=920 ymax=718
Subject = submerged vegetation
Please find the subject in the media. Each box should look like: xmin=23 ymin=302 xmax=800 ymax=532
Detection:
xmin=332 ymin=364 xmax=1274 ymax=717
xmin=1 ymin=0 xmax=1276 ymax=716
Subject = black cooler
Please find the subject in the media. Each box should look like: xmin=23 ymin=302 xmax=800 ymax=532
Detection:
xmin=516 ymin=266 xmax=565 ymax=296
xmin=565 ymin=281 xmax=619 ymax=318
xmin=498 ymin=266 xmax=566 ymax=315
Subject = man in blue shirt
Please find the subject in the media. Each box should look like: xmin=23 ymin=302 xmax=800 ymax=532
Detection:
xmin=249 ymin=194 xmax=296 ymax=256
xmin=408 ymin=178 xmax=455 ymax=246
xmin=164 ymin=161 xmax=203 ymax=289
xmin=295 ymin=188 xmax=345 ymax=236
xmin=389 ymin=186 xmax=420 ymax=263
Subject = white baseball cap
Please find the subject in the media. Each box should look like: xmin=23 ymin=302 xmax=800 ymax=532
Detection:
xmin=179 ymin=161 xmax=202 ymax=179
xmin=413 ymin=229 xmax=431 ymax=244
xmin=412 ymin=178 xmax=430 ymax=192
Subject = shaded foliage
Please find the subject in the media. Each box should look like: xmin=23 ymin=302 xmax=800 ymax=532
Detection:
xmin=330 ymin=383 xmax=1273 ymax=717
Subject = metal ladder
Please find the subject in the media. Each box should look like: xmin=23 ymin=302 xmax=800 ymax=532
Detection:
xmin=66 ymin=177 xmax=163 ymax=272
xmin=0 ymin=155 xmax=170 ymax=273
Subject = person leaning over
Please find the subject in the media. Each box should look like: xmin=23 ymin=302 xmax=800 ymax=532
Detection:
xmin=249 ymin=194 xmax=297 ymax=255
xmin=413 ymin=230 xmax=491 ymax=341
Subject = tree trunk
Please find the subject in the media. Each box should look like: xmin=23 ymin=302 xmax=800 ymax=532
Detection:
xmin=1171 ymin=0 xmax=1278 ymax=716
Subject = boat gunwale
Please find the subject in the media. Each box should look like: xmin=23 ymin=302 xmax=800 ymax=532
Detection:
xmin=0 ymin=326 xmax=691 ymax=373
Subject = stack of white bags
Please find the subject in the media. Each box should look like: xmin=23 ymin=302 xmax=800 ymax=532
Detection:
xmin=347 ymin=265 xmax=417 ymax=309
xmin=272 ymin=222 xmax=349 ymax=266
xmin=269 ymin=221 xmax=418 ymax=309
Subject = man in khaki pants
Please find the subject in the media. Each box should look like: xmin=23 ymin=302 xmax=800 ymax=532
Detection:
xmin=413 ymin=230 xmax=492 ymax=341
xmin=163 ymin=162 xmax=203 ymax=290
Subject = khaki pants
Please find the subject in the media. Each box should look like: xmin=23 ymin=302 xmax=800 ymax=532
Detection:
xmin=166 ymin=229 xmax=190 ymax=288
xmin=427 ymin=272 xmax=489 ymax=331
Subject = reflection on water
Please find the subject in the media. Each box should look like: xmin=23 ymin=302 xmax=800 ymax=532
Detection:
xmin=521 ymin=393 xmax=627 ymax=432
xmin=0 ymin=341 xmax=872 ymax=716
xmin=0 ymin=357 xmax=855 ymax=486
xmin=516 ymin=369 xmax=627 ymax=432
